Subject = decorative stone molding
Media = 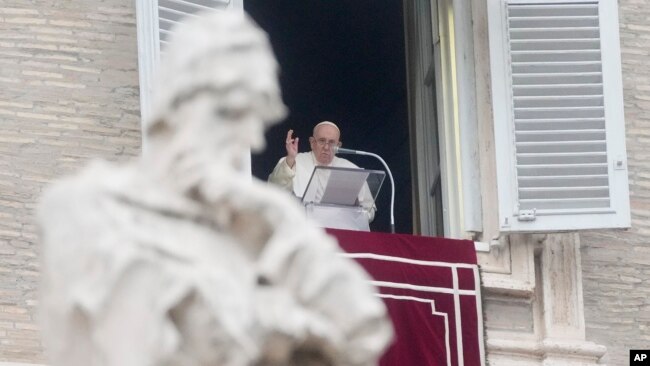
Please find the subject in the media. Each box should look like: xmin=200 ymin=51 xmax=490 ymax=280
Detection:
xmin=480 ymin=233 xmax=607 ymax=365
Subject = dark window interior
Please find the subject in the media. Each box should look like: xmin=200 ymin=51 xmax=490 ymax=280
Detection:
xmin=246 ymin=0 xmax=412 ymax=233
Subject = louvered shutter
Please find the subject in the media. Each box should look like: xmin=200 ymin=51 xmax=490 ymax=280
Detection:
xmin=136 ymin=0 xmax=243 ymax=124
xmin=158 ymin=0 xmax=236 ymax=52
xmin=487 ymin=0 xmax=630 ymax=232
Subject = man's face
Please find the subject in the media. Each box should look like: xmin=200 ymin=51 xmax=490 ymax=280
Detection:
xmin=309 ymin=124 xmax=341 ymax=165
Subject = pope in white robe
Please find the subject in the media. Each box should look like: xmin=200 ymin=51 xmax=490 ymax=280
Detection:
xmin=268 ymin=122 xmax=377 ymax=223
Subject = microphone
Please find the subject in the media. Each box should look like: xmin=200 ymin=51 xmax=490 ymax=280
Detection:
xmin=333 ymin=146 xmax=396 ymax=233
xmin=333 ymin=147 xmax=362 ymax=155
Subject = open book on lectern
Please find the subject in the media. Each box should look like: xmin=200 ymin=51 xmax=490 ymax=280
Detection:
xmin=301 ymin=166 xmax=386 ymax=207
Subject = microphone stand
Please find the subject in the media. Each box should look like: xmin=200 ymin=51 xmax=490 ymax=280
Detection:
xmin=334 ymin=147 xmax=396 ymax=233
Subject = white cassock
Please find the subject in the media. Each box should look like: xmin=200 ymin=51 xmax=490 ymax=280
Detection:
xmin=268 ymin=152 xmax=377 ymax=223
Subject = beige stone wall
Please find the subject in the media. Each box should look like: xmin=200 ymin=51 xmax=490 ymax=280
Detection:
xmin=580 ymin=0 xmax=650 ymax=365
xmin=0 ymin=0 xmax=139 ymax=362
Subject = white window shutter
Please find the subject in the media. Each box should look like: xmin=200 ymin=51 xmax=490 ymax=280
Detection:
xmin=487 ymin=0 xmax=630 ymax=232
xmin=135 ymin=0 xmax=243 ymax=126
xmin=158 ymin=0 xmax=237 ymax=52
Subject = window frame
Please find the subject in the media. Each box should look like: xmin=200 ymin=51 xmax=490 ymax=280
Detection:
xmin=135 ymin=0 xmax=244 ymax=156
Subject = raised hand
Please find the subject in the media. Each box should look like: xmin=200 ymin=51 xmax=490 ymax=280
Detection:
xmin=285 ymin=129 xmax=299 ymax=168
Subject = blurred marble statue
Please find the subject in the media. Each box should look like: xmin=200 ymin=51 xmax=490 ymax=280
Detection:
xmin=37 ymin=11 xmax=392 ymax=366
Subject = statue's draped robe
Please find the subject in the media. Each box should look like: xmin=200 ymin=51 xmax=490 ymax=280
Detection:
xmin=39 ymin=160 xmax=392 ymax=366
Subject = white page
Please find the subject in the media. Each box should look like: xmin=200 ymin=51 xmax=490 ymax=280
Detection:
xmin=320 ymin=169 xmax=370 ymax=206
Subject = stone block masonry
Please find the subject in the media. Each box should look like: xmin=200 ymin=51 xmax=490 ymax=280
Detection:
xmin=580 ymin=1 xmax=650 ymax=365
xmin=0 ymin=1 xmax=140 ymax=362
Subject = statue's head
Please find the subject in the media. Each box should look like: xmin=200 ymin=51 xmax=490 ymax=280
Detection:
xmin=146 ymin=11 xmax=287 ymax=171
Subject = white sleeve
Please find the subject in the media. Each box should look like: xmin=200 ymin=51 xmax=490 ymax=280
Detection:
xmin=268 ymin=157 xmax=296 ymax=192
xmin=359 ymin=183 xmax=376 ymax=222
